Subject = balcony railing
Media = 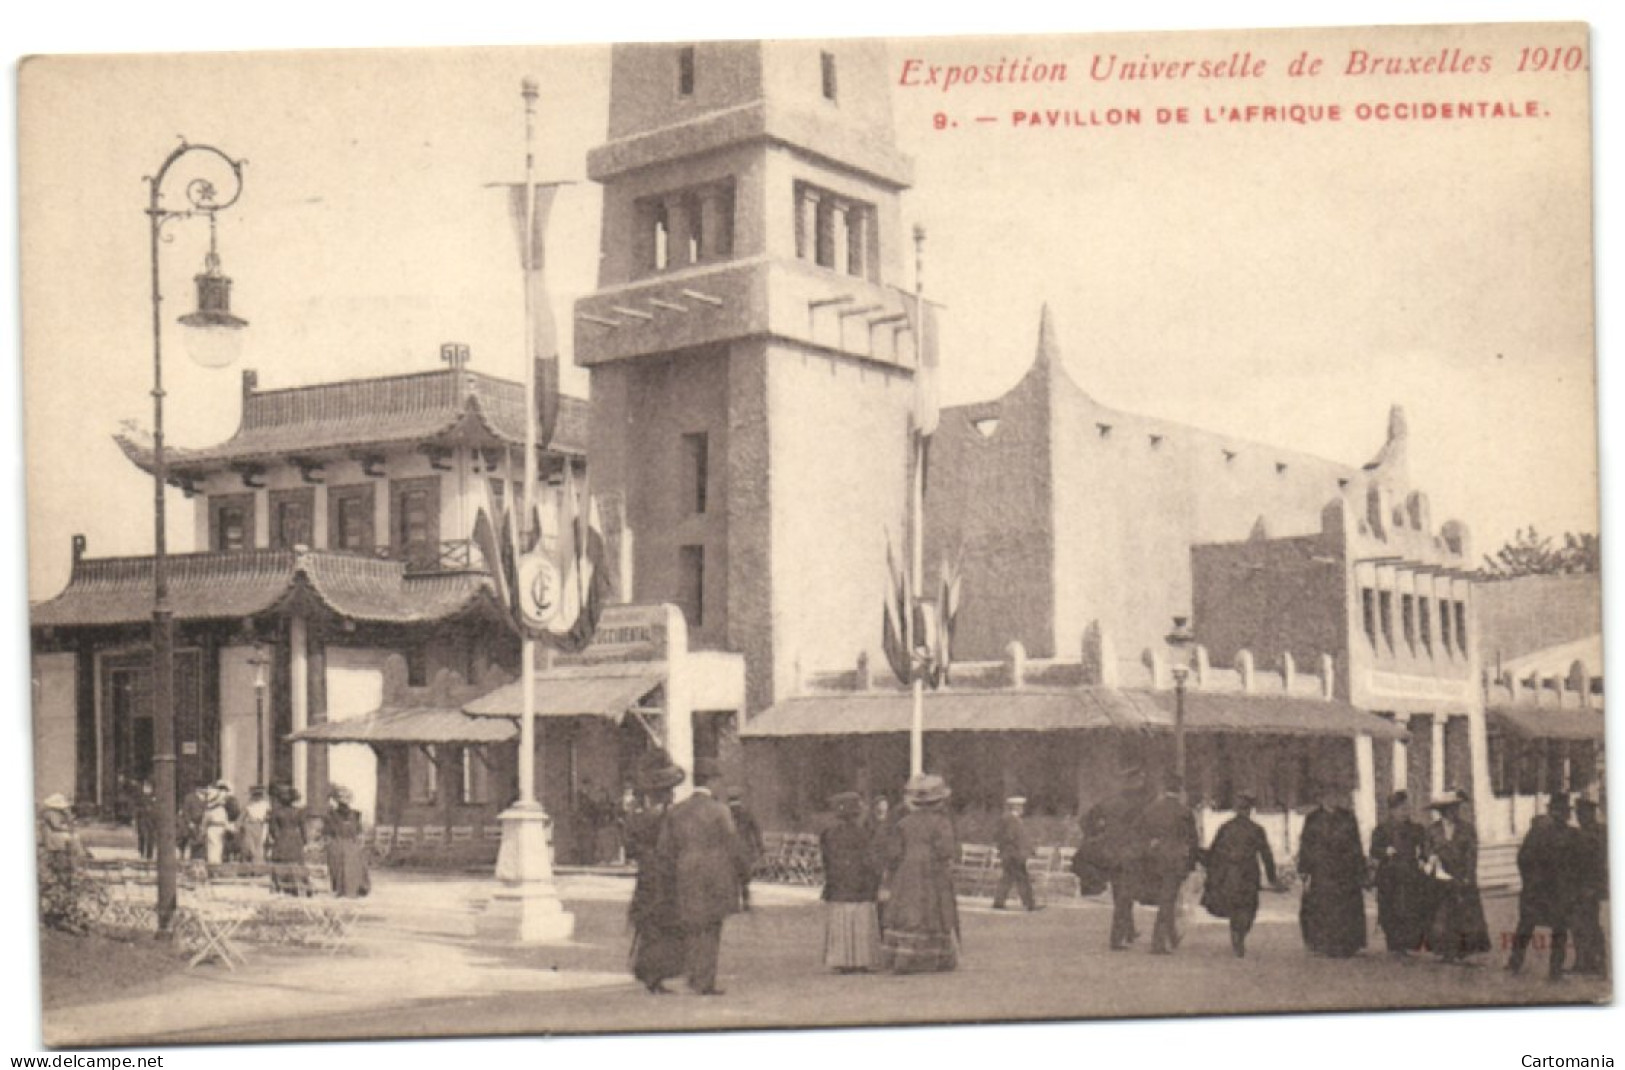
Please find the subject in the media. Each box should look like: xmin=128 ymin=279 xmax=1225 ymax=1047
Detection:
xmin=403 ymin=538 xmax=490 ymax=575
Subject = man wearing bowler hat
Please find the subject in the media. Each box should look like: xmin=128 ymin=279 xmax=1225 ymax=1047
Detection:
xmin=658 ymin=757 xmax=750 ymax=995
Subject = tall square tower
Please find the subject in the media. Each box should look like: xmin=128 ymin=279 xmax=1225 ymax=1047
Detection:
xmin=575 ymin=40 xmax=919 ymax=713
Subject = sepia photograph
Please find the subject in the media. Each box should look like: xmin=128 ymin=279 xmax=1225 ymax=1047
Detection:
xmin=4 ymin=3 xmax=1616 ymax=1062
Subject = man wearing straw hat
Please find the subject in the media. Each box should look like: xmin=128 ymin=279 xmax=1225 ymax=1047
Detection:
xmin=992 ymin=795 xmax=1039 ymax=912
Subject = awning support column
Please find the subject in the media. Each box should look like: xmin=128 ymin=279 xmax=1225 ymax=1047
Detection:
xmin=1353 ymin=735 xmax=1377 ymax=837
xmin=1392 ymin=715 xmax=1409 ymax=794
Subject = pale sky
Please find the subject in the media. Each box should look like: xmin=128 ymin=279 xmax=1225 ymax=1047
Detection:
xmin=17 ymin=23 xmax=1598 ymax=601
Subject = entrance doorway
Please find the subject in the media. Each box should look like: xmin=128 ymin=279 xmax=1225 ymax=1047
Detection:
xmin=100 ymin=649 xmax=208 ymax=811
xmin=109 ymin=667 xmax=153 ymax=820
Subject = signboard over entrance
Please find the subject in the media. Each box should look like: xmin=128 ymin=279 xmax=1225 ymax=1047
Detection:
xmin=552 ymin=603 xmax=673 ymax=667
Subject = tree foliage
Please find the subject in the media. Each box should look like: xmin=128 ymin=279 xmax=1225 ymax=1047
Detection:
xmin=1480 ymin=527 xmax=1600 ymax=579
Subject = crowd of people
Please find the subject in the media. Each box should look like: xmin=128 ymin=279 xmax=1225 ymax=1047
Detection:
xmin=617 ymin=759 xmax=1609 ymax=995
xmin=38 ymin=759 xmax=1610 ymax=989
xmin=41 ymin=778 xmax=372 ymax=900
xmin=1080 ymin=768 xmax=1609 ymax=976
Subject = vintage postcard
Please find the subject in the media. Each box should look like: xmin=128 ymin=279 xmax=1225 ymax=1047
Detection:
xmin=14 ymin=17 xmax=1610 ymax=1054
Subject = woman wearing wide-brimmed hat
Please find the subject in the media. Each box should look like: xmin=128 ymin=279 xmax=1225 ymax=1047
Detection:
xmin=323 ymin=784 xmax=371 ymax=898
xmin=820 ymin=792 xmax=882 ymax=972
xmin=626 ymin=750 xmax=687 ymax=993
xmin=38 ymin=794 xmax=86 ymax=862
xmin=1424 ymin=792 xmax=1489 ymax=963
xmin=878 ymin=773 xmax=960 ymax=973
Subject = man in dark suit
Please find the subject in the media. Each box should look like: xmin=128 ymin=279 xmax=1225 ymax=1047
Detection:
xmin=1140 ymin=774 xmax=1200 ymax=955
xmin=1571 ymin=798 xmax=1609 ymax=977
xmin=1083 ymin=764 xmax=1151 ymax=950
xmin=657 ymin=758 xmax=749 ymax=995
xmin=1508 ymin=793 xmax=1580 ymax=979
xmin=727 ymin=788 xmax=765 ymax=911
xmin=992 ymin=795 xmax=1039 ymax=911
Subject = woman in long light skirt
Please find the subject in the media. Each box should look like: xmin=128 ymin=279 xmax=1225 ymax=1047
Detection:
xmin=820 ymin=792 xmax=881 ymax=972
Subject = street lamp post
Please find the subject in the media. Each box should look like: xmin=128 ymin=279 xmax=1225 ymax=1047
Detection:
xmin=248 ymin=643 xmax=270 ymax=788
xmin=146 ymin=140 xmax=248 ymax=935
xmin=1165 ymin=615 xmax=1195 ymax=806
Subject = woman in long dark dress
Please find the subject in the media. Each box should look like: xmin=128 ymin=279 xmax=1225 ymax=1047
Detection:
xmin=879 ymin=774 xmax=960 ymax=974
xmin=627 ymin=754 xmax=686 ymax=994
xmin=323 ymin=784 xmax=371 ymax=898
xmin=1370 ymin=790 xmax=1435 ymax=954
xmin=1297 ymin=785 xmax=1368 ymax=957
xmin=821 ymin=792 xmax=881 ymax=972
xmin=265 ymin=783 xmax=309 ymax=895
xmin=1425 ymin=794 xmax=1490 ymax=962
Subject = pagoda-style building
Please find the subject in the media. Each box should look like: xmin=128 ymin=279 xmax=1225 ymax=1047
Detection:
xmin=31 ymin=358 xmax=594 ymax=834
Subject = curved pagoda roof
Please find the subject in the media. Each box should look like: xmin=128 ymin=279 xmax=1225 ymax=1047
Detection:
xmin=30 ymin=547 xmax=504 ymax=629
xmin=115 ymin=367 xmax=587 ymax=485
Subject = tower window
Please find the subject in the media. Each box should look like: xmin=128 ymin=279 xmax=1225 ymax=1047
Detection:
xmin=683 ymin=432 xmax=709 ymax=514
xmin=1361 ymin=588 xmax=1377 ymax=648
xmin=1378 ymin=590 xmax=1394 ymax=649
xmin=678 ymin=46 xmax=695 ymax=96
xmin=684 ymin=191 xmax=702 ymax=264
xmin=1401 ymin=593 xmax=1416 ymax=651
xmin=821 ymin=51 xmax=838 ymax=101
xmin=1418 ymin=596 xmax=1432 ymax=653
xmin=795 ymin=181 xmax=875 ymax=279
xmin=636 ymin=181 xmax=735 ymax=277
xmin=678 ymin=545 xmax=705 ymax=629
xmin=654 ymin=201 xmax=671 ymax=271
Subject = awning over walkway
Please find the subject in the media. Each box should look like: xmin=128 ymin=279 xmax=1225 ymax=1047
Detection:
xmin=290 ymin=707 xmax=517 ymax=745
xmin=1141 ymin=691 xmax=1409 ymax=739
xmin=462 ymin=663 xmax=665 ymax=721
xmin=744 ymin=687 xmax=1407 ymax=740
xmin=1487 ymin=704 xmax=1607 ymax=742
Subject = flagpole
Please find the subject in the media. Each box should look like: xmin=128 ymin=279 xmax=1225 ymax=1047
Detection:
xmin=477 ymin=76 xmax=573 ymax=945
xmin=518 ymin=76 xmax=540 ymax=810
xmin=910 ymin=224 xmax=926 ymax=778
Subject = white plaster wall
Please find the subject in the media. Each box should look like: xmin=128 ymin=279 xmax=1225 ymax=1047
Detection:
xmin=32 ymin=653 xmax=77 ymax=803
xmin=767 ymin=343 xmax=911 ymax=704
xmin=325 ymin=647 xmax=386 ymax=823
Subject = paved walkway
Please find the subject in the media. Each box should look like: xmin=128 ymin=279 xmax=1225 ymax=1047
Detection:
xmin=47 ymin=859 xmax=1142 ymax=1047
xmin=46 ymin=871 xmax=652 ymax=1047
